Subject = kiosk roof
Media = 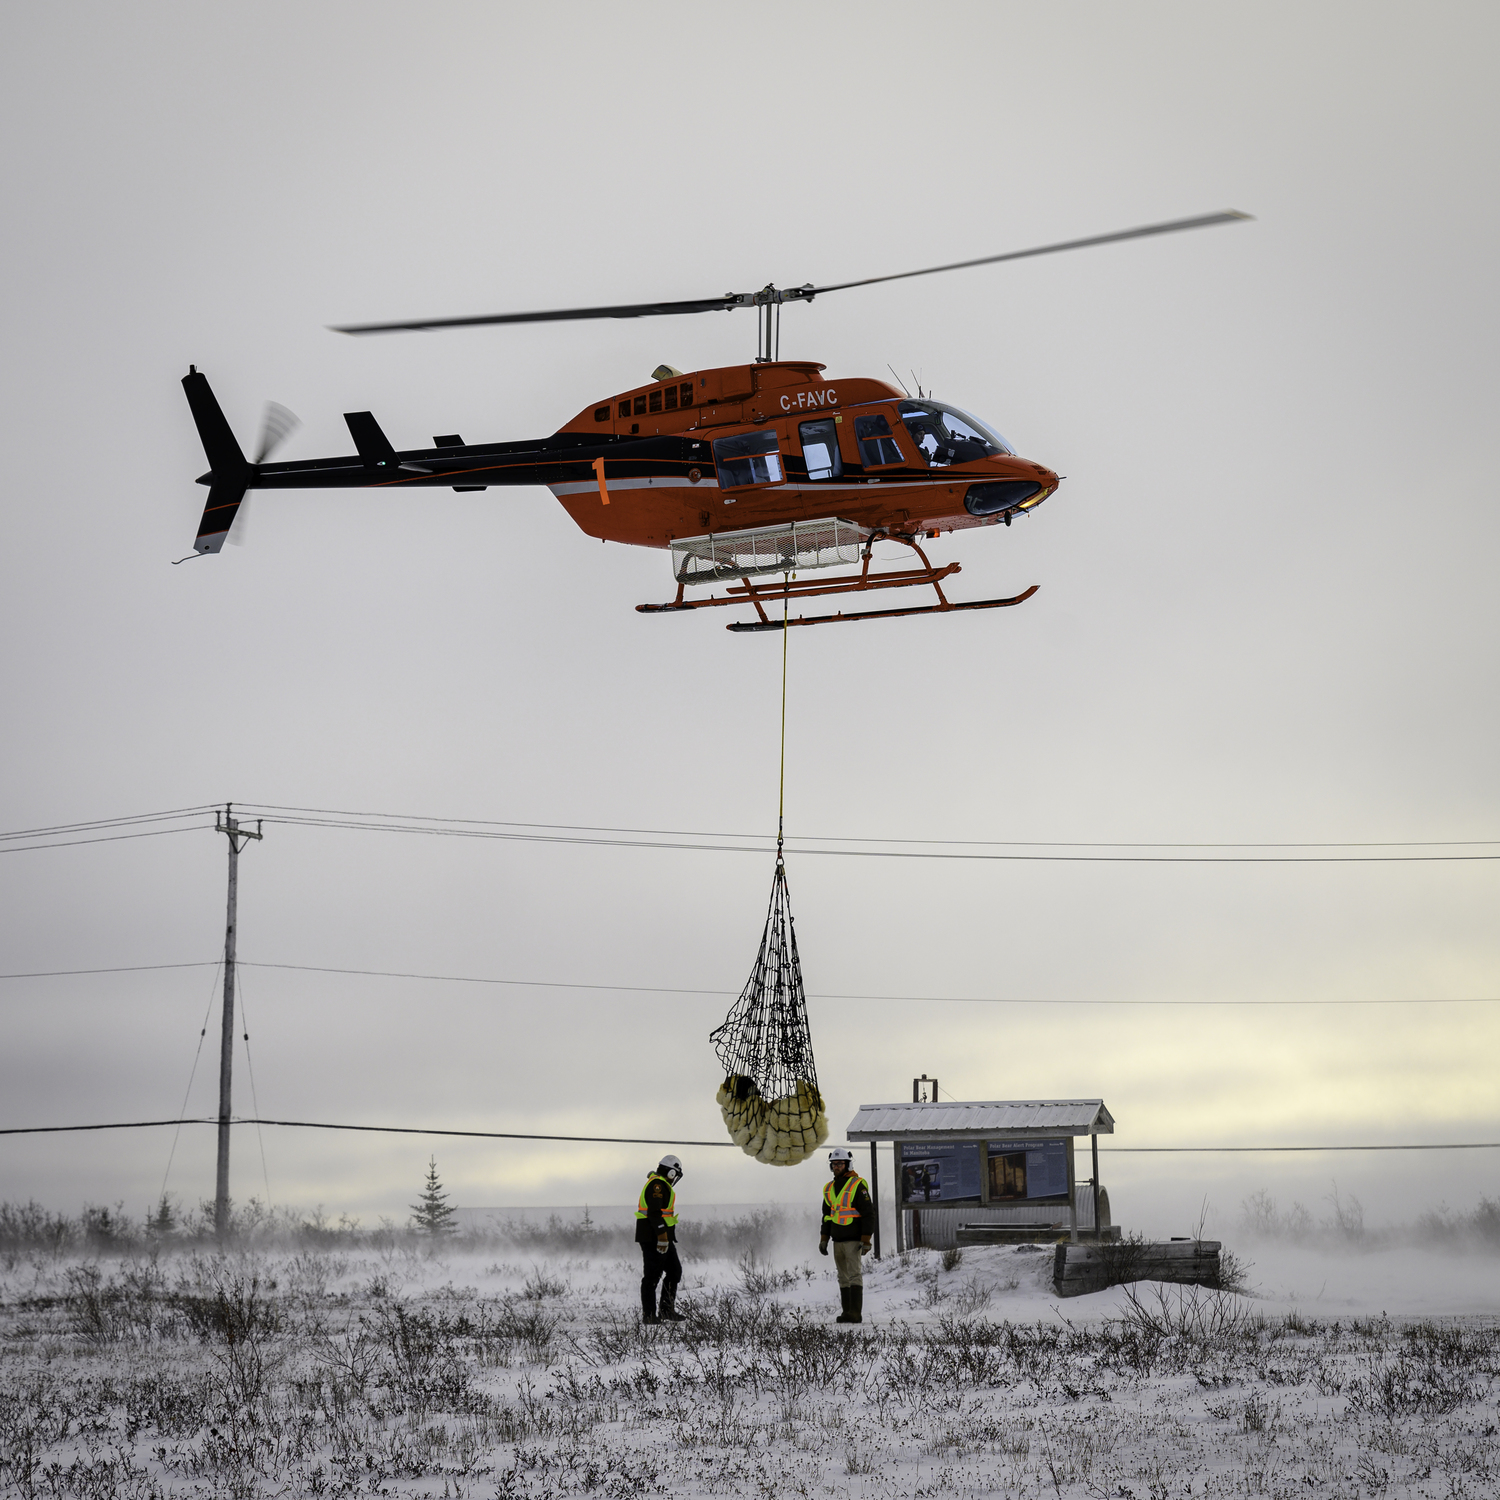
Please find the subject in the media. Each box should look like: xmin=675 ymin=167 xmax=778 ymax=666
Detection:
xmin=845 ymin=1099 xmax=1113 ymax=1142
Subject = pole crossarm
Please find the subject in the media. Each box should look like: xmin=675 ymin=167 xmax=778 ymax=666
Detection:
xmin=216 ymin=806 xmax=263 ymax=849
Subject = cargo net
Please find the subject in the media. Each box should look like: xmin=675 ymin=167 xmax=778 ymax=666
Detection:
xmin=710 ymin=861 xmax=829 ymax=1165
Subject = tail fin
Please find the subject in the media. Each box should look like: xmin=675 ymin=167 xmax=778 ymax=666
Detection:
xmin=183 ymin=367 xmax=250 ymax=554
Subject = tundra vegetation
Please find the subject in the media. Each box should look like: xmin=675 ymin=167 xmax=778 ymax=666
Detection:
xmin=0 ymin=1198 xmax=1496 ymax=1498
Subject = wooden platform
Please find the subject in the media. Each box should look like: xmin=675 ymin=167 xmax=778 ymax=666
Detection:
xmin=1053 ymin=1238 xmax=1222 ymax=1297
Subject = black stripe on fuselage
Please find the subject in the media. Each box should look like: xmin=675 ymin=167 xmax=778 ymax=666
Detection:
xmin=234 ymin=427 xmax=943 ymax=494
xmin=244 ymin=432 xmax=712 ymax=490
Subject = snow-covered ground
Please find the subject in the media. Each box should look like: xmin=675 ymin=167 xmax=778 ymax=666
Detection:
xmin=1 ymin=1229 xmax=1496 ymax=1497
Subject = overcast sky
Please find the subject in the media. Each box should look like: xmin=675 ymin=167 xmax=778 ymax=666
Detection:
xmin=2 ymin=2 xmax=1497 ymax=1236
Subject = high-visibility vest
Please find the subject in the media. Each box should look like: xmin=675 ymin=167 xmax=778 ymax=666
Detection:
xmin=637 ymin=1172 xmax=678 ymax=1228
xmin=823 ymin=1173 xmax=866 ymax=1227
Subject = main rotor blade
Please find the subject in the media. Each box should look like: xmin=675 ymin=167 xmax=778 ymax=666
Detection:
xmin=808 ymin=211 xmax=1252 ymax=297
xmin=332 ymin=293 xmax=743 ymax=336
xmin=330 ymin=210 xmax=1252 ymax=336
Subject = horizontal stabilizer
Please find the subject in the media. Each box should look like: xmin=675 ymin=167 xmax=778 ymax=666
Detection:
xmin=345 ymin=411 xmax=398 ymax=470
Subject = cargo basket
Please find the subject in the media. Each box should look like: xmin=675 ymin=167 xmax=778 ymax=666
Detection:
xmin=672 ymin=517 xmax=866 ymax=586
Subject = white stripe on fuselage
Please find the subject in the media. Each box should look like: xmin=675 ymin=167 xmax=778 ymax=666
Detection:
xmin=548 ymin=477 xmax=953 ymax=498
xmin=549 ymin=477 xmax=720 ymax=497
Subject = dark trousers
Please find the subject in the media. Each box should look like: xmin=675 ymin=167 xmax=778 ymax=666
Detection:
xmin=640 ymin=1242 xmax=682 ymax=1314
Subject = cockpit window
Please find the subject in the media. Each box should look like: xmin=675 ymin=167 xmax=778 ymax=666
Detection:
xmin=898 ymin=401 xmax=1014 ymax=465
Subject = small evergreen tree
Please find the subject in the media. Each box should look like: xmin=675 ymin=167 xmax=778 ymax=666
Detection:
xmin=410 ymin=1156 xmax=458 ymax=1236
xmin=145 ymin=1193 xmax=177 ymax=1242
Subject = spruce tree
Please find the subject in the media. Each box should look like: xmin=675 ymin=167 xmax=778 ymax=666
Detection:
xmin=146 ymin=1193 xmax=177 ymax=1241
xmin=410 ymin=1156 xmax=458 ymax=1236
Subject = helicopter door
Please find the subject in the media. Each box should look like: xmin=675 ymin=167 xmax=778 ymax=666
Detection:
xmin=798 ymin=418 xmax=842 ymax=482
xmin=854 ymin=412 xmax=907 ymax=470
xmin=712 ymin=429 xmax=784 ymax=494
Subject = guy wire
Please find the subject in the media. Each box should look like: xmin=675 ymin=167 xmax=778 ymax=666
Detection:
xmin=161 ymin=959 xmax=222 ymax=1201
xmin=234 ymin=971 xmax=274 ymax=1212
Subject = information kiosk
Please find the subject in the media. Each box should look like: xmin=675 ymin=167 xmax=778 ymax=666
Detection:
xmin=844 ymin=1098 xmax=1116 ymax=1254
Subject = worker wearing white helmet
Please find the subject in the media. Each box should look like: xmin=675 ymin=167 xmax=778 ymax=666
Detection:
xmin=635 ymin=1155 xmax=685 ymax=1325
xmin=819 ymin=1147 xmax=874 ymax=1323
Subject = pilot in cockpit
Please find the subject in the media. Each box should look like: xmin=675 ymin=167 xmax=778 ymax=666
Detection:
xmin=899 ymin=401 xmax=1014 ymax=467
xmin=905 ymin=417 xmax=944 ymax=464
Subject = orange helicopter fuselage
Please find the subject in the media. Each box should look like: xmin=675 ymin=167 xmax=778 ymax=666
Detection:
xmin=549 ymin=360 xmax=1058 ymax=548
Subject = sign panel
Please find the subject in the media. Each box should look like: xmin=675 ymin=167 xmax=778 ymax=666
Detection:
xmin=986 ymin=1139 xmax=1070 ymax=1202
xmin=900 ymin=1141 xmax=982 ymax=1203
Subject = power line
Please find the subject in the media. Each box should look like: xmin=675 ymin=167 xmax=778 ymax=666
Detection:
xmin=0 ymin=1117 xmax=738 ymax=1147
xmin=242 ymin=809 xmax=1500 ymax=863
xmin=239 ymin=801 xmax=1500 ymax=853
xmin=0 ymin=962 xmax=219 ymax=980
xmin=1100 ymin=1143 xmax=1500 ymax=1153
xmin=0 ymin=825 xmax=212 ymax=855
xmin=0 ymin=805 xmax=218 ymax=842
xmin=243 ymin=1118 xmax=740 ymax=1148
xmin=1 ymin=1119 xmax=218 ymax=1135
xmin=6 ymin=799 xmax=1500 ymax=863
xmin=1 ymin=1116 xmax=1497 ymax=1153
xmin=2 ymin=956 xmax=1498 ymax=1007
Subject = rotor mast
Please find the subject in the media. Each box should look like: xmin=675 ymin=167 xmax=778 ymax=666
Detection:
xmin=746 ymin=284 xmax=816 ymax=362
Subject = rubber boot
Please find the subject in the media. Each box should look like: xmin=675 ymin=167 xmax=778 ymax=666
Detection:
xmin=848 ymin=1285 xmax=863 ymax=1325
xmin=659 ymin=1284 xmax=685 ymax=1323
xmin=835 ymin=1286 xmax=853 ymax=1323
xmin=641 ymin=1286 xmax=659 ymax=1325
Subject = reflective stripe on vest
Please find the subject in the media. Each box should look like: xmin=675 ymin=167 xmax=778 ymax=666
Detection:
xmin=637 ymin=1172 xmax=678 ymax=1227
xmin=823 ymin=1173 xmax=865 ymax=1227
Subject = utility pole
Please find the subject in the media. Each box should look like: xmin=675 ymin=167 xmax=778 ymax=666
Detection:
xmin=214 ymin=804 xmax=262 ymax=1242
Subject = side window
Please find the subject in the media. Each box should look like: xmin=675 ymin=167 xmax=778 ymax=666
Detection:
xmin=680 ymin=381 xmax=694 ymax=407
xmin=798 ymin=418 xmax=842 ymax=481
xmin=712 ymin=429 xmax=783 ymax=490
xmin=854 ymin=413 xmax=905 ymax=468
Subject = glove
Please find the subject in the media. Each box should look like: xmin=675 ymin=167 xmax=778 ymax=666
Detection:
xmin=860 ymin=1239 xmax=872 ymax=1257
xmin=818 ymin=1239 xmax=829 ymax=1256
xmin=657 ymin=1235 xmax=670 ymax=1256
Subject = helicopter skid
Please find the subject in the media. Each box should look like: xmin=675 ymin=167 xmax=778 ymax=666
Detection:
xmin=637 ymin=556 xmax=1038 ymax=631
xmin=725 ymin=587 xmax=1039 ymax=631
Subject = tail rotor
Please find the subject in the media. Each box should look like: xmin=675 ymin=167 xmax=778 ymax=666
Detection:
xmin=228 ymin=402 xmax=300 ymax=546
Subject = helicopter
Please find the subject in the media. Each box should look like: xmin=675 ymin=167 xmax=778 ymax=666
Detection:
xmin=182 ymin=211 xmax=1249 ymax=631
